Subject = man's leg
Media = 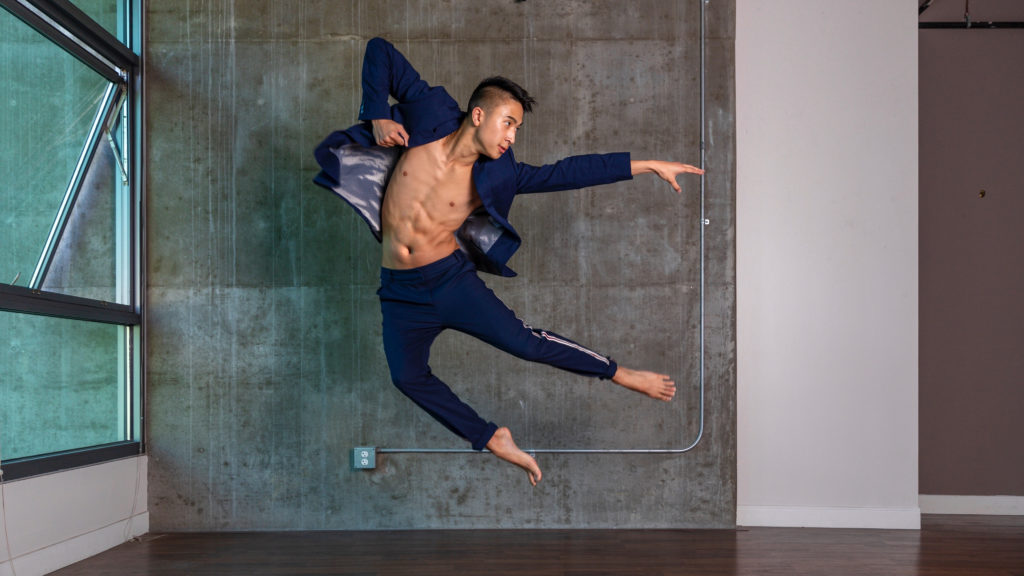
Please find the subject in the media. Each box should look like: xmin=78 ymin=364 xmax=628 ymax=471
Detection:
xmin=378 ymin=259 xmax=502 ymax=451
xmin=380 ymin=297 xmax=499 ymax=451
xmin=437 ymin=264 xmax=676 ymax=401
xmin=378 ymin=255 xmax=543 ymax=485
xmin=381 ymin=297 xmax=541 ymax=484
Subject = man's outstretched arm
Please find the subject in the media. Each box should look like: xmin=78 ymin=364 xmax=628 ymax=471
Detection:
xmin=631 ymin=160 xmax=704 ymax=193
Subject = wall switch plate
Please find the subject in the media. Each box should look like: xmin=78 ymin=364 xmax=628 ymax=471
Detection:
xmin=353 ymin=447 xmax=375 ymax=469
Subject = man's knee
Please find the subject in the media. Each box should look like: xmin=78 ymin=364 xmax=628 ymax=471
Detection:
xmin=389 ymin=370 xmax=417 ymax=393
xmin=503 ymin=330 xmax=548 ymax=362
xmin=388 ymin=362 xmax=433 ymax=395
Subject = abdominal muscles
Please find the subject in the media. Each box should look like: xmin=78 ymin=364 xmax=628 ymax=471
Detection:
xmin=380 ymin=148 xmax=479 ymax=269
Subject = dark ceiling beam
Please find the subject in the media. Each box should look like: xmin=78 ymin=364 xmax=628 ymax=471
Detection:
xmin=920 ymin=21 xmax=1024 ymax=29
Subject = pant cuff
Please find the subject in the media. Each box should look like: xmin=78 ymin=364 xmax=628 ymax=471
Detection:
xmin=472 ymin=422 xmax=500 ymax=451
xmin=601 ymin=358 xmax=618 ymax=380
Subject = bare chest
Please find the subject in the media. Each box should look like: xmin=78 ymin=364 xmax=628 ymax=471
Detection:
xmin=383 ymin=142 xmax=480 ymax=224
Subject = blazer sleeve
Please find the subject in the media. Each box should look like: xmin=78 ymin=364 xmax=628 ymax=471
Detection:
xmin=513 ymin=152 xmax=633 ymax=195
xmin=358 ymin=37 xmax=432 ymax=121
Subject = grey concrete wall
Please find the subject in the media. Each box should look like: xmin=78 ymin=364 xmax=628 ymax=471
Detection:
xmin=146 ymin=0 xmax=735 ymax=530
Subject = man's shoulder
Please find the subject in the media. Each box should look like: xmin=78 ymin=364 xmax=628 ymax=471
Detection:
xmin=403 ymin=136 xmax=445 ymax=157
xmin=399 ymin=92 xmax=463 ymax=147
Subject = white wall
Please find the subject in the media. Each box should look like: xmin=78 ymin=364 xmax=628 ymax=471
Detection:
xmin=736 ymin=1 xmax=919 ymax=528
xmin=0 ymin=456 xmax=148 ymax=576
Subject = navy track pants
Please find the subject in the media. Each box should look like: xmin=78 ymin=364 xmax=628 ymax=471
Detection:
xmin=378 ymin=250 xmax=618 ymax=451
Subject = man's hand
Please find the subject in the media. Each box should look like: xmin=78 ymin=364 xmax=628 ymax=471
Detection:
xmin=371 ymin=118 xmax=409 ymax=147
xmin=631 ymin=160 xmax=704 ymax=193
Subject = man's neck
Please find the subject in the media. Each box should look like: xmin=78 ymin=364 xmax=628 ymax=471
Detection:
xmin=441 ymin=123 xmax=482 ymax=169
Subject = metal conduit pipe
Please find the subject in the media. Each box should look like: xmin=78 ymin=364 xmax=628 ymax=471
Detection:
xmin=379 ymin=0 xmax=709 ymax=458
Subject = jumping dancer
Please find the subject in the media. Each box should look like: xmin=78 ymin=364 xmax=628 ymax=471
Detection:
xmin=314 ymin=38 xmax=703 ymax=485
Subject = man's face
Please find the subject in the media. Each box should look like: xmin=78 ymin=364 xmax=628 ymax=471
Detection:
xmin=474 ymin=99 xmax=524 ymax=159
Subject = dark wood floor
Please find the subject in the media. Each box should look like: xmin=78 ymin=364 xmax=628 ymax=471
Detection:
xmin=51 ymin=515 xmax=1024 ymax=576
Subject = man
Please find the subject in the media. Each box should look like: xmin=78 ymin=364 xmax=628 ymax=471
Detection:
xmin=314 ymin=38 xmax=703 ymax=486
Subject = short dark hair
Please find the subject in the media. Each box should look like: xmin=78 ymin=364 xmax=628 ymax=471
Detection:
xmin=467 ymin=76 xmax=536 ymax=114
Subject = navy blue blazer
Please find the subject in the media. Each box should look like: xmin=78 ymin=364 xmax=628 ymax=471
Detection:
xmin=313 ymin=37 xmax=633 ymax=277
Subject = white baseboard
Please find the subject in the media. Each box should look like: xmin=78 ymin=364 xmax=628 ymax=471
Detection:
xmin=737 ymin=505 xmax=921 ymax=529
xmin=920 ymin=495 xmax=1024 ymax=515
xmin=1 ymin=511 xmax=148 ymax=576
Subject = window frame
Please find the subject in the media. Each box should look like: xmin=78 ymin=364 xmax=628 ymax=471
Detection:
xmin=0 ymin=0 xmax=144 ymax=482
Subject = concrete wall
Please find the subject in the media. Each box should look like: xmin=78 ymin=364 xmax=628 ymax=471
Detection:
xmin=736 ymin=0 xmax=920 ymax=528
xmin=145 ymin=0 xmax=736 ymax=530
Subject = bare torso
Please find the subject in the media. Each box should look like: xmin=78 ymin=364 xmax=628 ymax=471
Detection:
xmin=381 ymin=137 xmax=481 ymax=269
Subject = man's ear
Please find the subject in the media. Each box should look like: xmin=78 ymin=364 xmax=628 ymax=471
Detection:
xmin=471 ymin=106 xmax=484 ymax=127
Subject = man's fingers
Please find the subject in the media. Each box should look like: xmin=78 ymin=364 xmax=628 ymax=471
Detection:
xmin=386 ymin=131 xmax=408 ymax=147
xmin=660 ymin=171 xmax=682 ymax=193
xmin=666 ymin=163 xmax=702 ymax=192
xmin=371 ymin=119 xmax=409 ymax=147
xmin=673 ymin=163 xmax=704 ymax=176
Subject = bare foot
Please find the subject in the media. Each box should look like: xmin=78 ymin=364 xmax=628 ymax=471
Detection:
xmin=486 ymin=427 xmax=542 ymax=486
xmin=612 ymin=367 xmax=676 ymax=401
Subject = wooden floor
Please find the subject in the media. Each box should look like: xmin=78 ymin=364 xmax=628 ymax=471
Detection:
xmin=51 ymin=515 xmax=1024 ymax=576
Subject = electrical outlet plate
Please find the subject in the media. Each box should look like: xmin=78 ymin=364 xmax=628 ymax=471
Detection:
xmin=352 ymin=447 xmax=375 ymax=469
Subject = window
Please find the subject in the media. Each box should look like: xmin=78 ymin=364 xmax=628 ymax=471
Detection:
xmin=0 ymin=0 xmax=141 ymax=481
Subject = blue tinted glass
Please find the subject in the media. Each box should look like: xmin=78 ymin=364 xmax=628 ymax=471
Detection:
xmin=0 ymin=311 xmax=127 ymax=460
xmin=68 ymin=0 xmax=123 ymax=42
xmin=0 ymin=8 xmax=113 ymax=296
